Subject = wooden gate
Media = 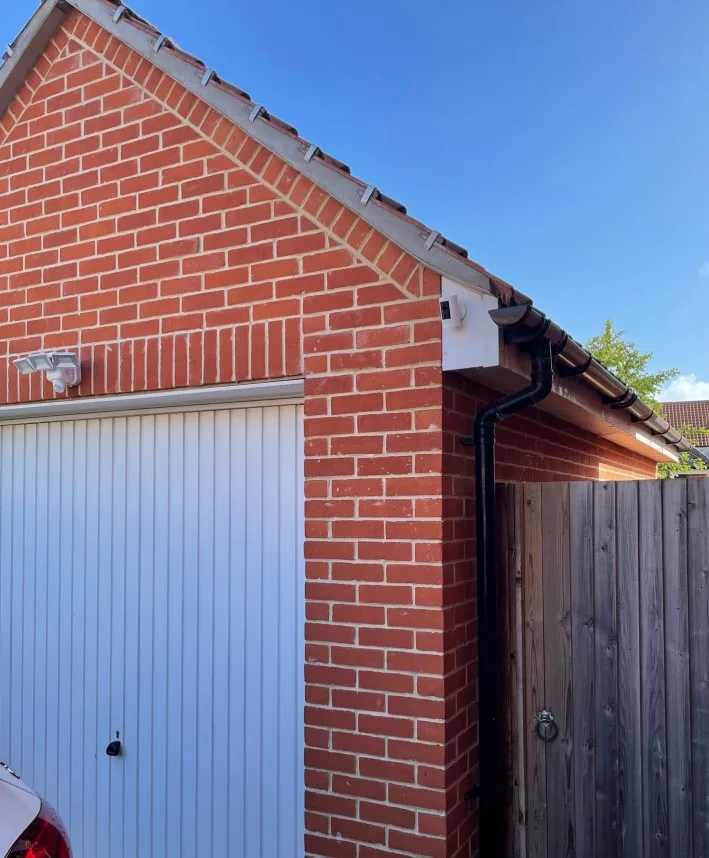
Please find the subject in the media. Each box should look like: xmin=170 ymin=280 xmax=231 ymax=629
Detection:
xmin=498 ymin=478 xmax=709 ymax=858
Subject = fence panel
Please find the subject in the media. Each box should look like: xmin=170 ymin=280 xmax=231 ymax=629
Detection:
xmin=662 ymin=479 xmax=692 ymax=858
xmin=569 ymin=482 xmax=596 ymax=858
xmin=616 ymin=482 xmax=642 ymax=857
xmin=500 ymin=479 xmax=709 ymax=858
xmin=687 ymin=479 xmax=709 ymax=858
xmin=523 ymin=483 xmax=548 ymax=858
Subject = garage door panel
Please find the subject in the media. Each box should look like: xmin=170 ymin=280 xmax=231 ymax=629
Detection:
xmin=150 ymin=413 xmax=170 ymax=857
xmin=57 ymin=422 xmax=75 ymax=831
xmin=20 ymin=425 xmax=38 ymax=786
xmin=67 ymin=419 xmax=87 ymax=838
xmin=262 ymin=409 xmax=282 ymax=858
xmin=211 ymin=408 xmax=232 ymax=858
xmin=226 ymin=407 xmax=248 ymax=852
xmin=165 ymin=412 xmax=185 ymax=857
xmin=82 ymin=418 xmax=101 ymax=857
xmin=24 ymin=425 xmax=44 ymax=805
xmin=244 ymin=407 xmax=264 ymax=858
xmin=196 ymin=410 xmax=216 ymax=856
xmin=138 ymin=414 xmax=159 ymax=856
xmin=0 ymin=403 xmax=304 ymax=858
xmin=105 ymin=417 xmax=126 ymax=858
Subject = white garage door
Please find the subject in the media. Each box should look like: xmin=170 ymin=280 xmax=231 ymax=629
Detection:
xmin=0 ymin=395 xmax=304 ymax=858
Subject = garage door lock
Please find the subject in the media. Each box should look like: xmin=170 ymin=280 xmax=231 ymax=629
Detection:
xmin=106 ymin=732 xmax=123 ymax=757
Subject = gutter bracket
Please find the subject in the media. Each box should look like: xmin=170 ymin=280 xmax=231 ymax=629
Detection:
xmin=606 ymin=389 xmax=638 ymax=410
xmin=557 ymin=354 xmax=593 ymax=378
xmin=551 ymin=331 xmax=569 ymax=356
xmin=249 ymin=104 xmax=267 ymax=122
xmin=201 ymin=68 xmax=217 ymax=87
xmin=361 ymin=184 xmax=377 ymax=206
xmin=424 ymin=230 xmax=440 ymax=251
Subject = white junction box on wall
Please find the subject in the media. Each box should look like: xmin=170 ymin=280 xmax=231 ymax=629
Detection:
xmin=441 ymin=277 xmax=500 ymax=372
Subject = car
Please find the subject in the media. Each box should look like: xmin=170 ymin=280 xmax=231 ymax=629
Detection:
xmin=0 ymin=761 xmax=70 ymax=858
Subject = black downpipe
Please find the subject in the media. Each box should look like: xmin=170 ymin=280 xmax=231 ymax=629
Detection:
xmin=467 ymin=339 xmax=554 ymax=855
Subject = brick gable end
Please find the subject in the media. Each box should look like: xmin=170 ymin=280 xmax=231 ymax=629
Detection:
xmin=0 ymin=10 xmax=454 ymax=858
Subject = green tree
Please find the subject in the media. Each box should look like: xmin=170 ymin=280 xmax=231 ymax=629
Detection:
xmin=584 ymin=320 xmax=705 ymax=478
xmin=656 ymin=423 xmax=709 ymax=478
xmin=584 ymin=319 xmax=678 ymax=412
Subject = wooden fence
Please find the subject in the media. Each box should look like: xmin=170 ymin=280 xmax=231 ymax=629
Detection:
xmin=498 ymin=478 xmax=709 ymax=858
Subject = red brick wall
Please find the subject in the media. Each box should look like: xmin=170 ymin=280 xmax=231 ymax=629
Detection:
xmin=0 ymin=12 xmax=453 ymax=858
xmin=441 ymin=373 xmax=656 ymax=856
xmin=0 ymin=9 xmax=658 ymax=858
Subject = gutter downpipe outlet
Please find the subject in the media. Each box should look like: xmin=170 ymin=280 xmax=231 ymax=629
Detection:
xmin=463 ymin=337 xmax=554 ymax=856
xmin=489 ymin=303 xmax=709 ymax=465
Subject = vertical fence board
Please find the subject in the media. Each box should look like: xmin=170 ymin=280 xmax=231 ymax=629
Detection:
xmin=638 ymin=481 xmax=669 ymax=857
xmin=542 ymin=483 xmax=574 ymax=858
xmin=616 ymin=481 xmax=642 ymax=858
xmin=498 ymin=484 xmax=516 ymax=858
xmin=569 ymin=482 xmax=595 ymax=858
xmin=663 ymin=479 xmax=692 ymax=858
xmin=513 ymin=486 xmax=528 ymax=858
xmin=688 ymin=478 xmax=709 ymax=858
xmin=593 ymin=481 xmax=619 ymax=856
xmin=523 ymin=483 xmax=547 ymax=858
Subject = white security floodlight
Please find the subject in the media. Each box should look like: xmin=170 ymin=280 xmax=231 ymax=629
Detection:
xmin=11 ymin=351 xmax=81 ymax=394
xmin=44 ymin=353 xmax=81 ymax=394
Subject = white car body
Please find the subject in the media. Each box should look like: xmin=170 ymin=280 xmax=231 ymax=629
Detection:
xmin=0 ymin=765 xmax=41 ymax=857
xmin=0 ymin=762 xmax=71 ymax=857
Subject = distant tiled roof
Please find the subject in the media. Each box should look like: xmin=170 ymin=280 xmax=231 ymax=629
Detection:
xmin=662 ymin=401 xmax=709 ymax=446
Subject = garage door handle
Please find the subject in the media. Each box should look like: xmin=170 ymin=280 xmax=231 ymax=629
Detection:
xmin=106 ymin=740 xmax=122 ymax=757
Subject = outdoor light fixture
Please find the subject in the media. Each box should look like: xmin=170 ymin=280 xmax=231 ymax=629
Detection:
xmin=12 ymin=351 xmax=81 ymax=394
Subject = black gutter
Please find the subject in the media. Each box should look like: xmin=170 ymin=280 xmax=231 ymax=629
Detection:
xmin=462 ymin=337 xmax=555 ymax=854
xmin=491 ymin=304 xmax=709 ymax=465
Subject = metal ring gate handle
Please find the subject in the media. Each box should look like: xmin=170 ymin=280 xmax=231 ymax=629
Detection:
xmin=534 ymin=709 xmax=559 ymax=743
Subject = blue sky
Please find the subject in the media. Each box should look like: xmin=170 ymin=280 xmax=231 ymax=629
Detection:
xmin=5 ymin=0 xmax=709 ymax=397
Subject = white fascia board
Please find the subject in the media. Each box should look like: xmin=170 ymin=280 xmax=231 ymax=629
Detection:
xmin=0 ymin=1 xmax=68 ymax=117
xmin=441 ymin=277 xmax=500 ymax=372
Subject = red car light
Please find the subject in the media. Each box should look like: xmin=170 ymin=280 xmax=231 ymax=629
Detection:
xmin=6 ymin=800 xmax=71 ymax=858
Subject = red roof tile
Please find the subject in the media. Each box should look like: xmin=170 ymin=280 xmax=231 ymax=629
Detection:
xmin=662 ymin=400 xmax=709 ymax=446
